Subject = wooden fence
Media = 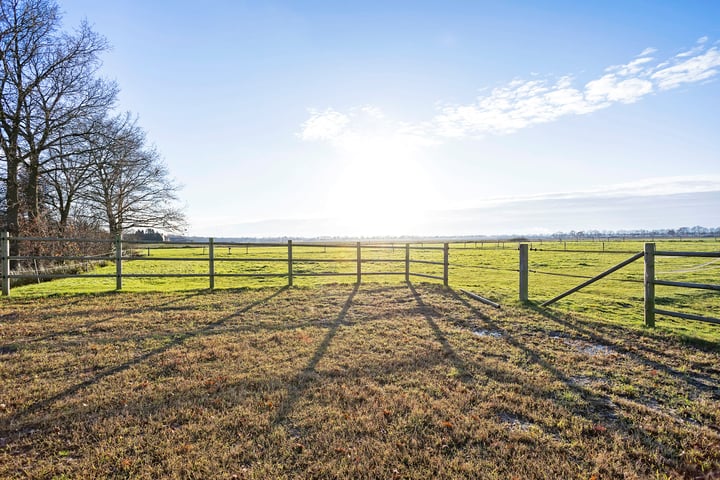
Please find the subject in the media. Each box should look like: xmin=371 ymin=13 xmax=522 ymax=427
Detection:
xmin=0 ymin=235 xmax=450 ymax=294
xmin=0 ymin=233 xmax=717 ymax=327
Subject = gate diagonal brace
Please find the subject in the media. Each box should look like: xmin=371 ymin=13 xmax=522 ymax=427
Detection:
xmin=460 ymin=289 xmax=501 ymax=309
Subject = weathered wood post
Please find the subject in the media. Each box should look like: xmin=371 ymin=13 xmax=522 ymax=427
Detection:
xmin=1 ymin=231 xmax=9 ymax=296
xmin=209 ymin=238 xmax=215 ymax=290
xmin=519 ymin=243 xmax=529 ymax=302
xmin=288 ymin=240 xmax=293 ymax=286
xmin=644 ymin=242 xmax=655 ymax=327
xmin=443 ymin=243 xmax=449 ymax=287
xmin=405 ymin=243 xmax=410 ymax=282
xmin=356 ymin=242 xmax=362 ymax=284
xmin=115 ymin=234 xmax=122 ymax=291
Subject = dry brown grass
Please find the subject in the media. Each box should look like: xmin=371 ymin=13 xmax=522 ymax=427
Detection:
xmin=1 ymin=283 xmax=719 ymax=479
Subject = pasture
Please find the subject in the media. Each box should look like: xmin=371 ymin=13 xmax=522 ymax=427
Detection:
xmin=1 ymin=283 xmax=719 ymax=478
xmin=9 ymin=238 xmax=720 ymax=343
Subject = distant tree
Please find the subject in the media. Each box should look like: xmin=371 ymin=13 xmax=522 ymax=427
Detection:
xmin=128 ymin=228 xmax=163 ymax=242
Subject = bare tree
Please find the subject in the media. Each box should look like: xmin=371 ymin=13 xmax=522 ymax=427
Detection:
xmin=81 ymin=114 xmax=185 ymax=236
xmin=0 ymin=0 xmax=116 ymax=244
xmin=42 ymin=119 xmax=96 ymax=231
xmin=1 ymin=0 xmax=185 ymax=249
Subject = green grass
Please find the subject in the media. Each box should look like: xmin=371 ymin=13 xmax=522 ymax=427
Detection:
xmin=9 ymin=238 xmax=720 ymax=344
xmin=1 ymin=284 xmax=719 ymax=478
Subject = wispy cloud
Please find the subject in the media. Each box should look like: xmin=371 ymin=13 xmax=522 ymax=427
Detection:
xmin=299 ymin=105 xmax=438 ymax=150
xmin=468 ymin=175 xmax=720 ymax=208
xmin=435 ymin=37 xmax=719 ymax=138
xmin=299 ymin=37 xmax=720 ymax=142
xmin=299 ymin=108 xmax=349 ymax=141
xmin=651 ymin=47 xmax=720 ymax=90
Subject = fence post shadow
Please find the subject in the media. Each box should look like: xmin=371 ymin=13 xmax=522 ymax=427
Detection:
xmin=10 ymin=286 xmax=290 ymax=422
xmin=8 ymin=290 xmax=211 ymax=347
xmin=407 ymin=282 xmax=471 ymax=382
xmin=524 ymin=301 xmax=720 ymax=390
xmin=447 ymin=289 xmax=697 ymax=461
xmin=273 ymin=283 xmax=359 ymax=426
xmin=445 ymin=288 xmax=623 ymax=421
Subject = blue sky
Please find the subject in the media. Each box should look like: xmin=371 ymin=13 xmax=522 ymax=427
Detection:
xmin=60 ymin=1 xmax=720 ymax=236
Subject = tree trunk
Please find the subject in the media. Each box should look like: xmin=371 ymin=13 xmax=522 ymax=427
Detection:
xmin=5 ymin=155 xmax=21 ymax=265
xmin=24 ymin=153 xmax=41 ymax=220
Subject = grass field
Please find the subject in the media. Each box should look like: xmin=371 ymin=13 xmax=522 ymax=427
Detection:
xmin=1 ymin=283 xmax=719 ymax=478
xmin=9 ymin=238 xmax=720 ymax=344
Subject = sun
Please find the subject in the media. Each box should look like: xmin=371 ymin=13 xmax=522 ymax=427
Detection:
xmin=324 ymin=135 xmax=434 ymax=236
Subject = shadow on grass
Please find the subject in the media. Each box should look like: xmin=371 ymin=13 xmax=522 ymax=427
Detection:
xmin=408 ymin=282 xmax=472 ymax=382
xmin=3 ymin=283 xmax=714 ymax=477
xmin=4 ymin=290 xmax=210 ymax=348
xmin=446 ymin=288 xmax=620 ymax=420
xmin=11 ymin=286 xmax=289 ymax=421
xmin=273 ymin=283 xmax=359 ymax=426
xmin=527 ymin=302 xmax=720 ymax=395
xmin=443 ymin=287 xmax=698 ymax=470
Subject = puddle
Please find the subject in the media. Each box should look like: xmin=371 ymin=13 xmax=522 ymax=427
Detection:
xmin=473 ymin=330 xmax=503 ymax=338
xmin=578 ymin=344 xmax=613 ymax=356
xmin=547 ymin=331 xmax=568 ymax=339
xmin=498 ymin=412 xmax=535 ymax=431
xmin=564 ymin=339 xmax=613 ymax=356
xmin=546 ymin=331 xmax=613 ymax=356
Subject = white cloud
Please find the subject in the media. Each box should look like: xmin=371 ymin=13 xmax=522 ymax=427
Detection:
xmin=298 ymin=109 xmax=349 ymax=141
xmin=433 ymin=76 xmax=601 ymax=137
xmin=606 ymin=56 xmax=654 ymax=75
xmin=299 ymin=105 xmax=440 ymax=151
xmin=651 ymin=47 xmax=720 ymax=90
xmin=585 ymin=74 xmax=653 ymax=104
xmin=639 ymin=47 xmax=657 ymax=56
xmin=300 ymin=38 xmax=719 ymax=143
xmin=572 ymin=175 xmax=720 ymax=198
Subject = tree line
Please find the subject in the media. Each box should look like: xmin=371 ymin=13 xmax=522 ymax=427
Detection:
xmin=0 ymin=0 xmax=185 ymax=258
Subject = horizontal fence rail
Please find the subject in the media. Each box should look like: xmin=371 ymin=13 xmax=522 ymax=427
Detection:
xmin=647 ymin=246 xmax=720 ymax=326
xmin=1 ymin=234 xmax=717 ymax=329
xmin=656 ymin=251 xmax=720 ymax=258
xmin=0 ymin=235 xmax=450 ymax=295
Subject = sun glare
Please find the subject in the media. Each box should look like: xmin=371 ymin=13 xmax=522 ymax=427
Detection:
xmin=324 ymin=133 xmax=434 ymax=236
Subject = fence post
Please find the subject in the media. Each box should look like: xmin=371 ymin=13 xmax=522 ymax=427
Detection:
xmin=288 ymin=240 xmax=293 ymax=286
xmin=644 ymin=242 xmax=655 ymax=327
xmin=443 ymin=243 xmax=449 ymax=287
xmin=356 ymin=242 xmax=361 ymax=284
xmin=405 ymin=243 xmax=410 ymax=282
xmin=519 ymin=243 xmax=529 ymax=302
xmin=115 ymin=234 xmax=122 ymax=291
xmin=209 ymin=238 xmax=215 ymax=290
xmin=1 ymin=231 xmax=9 ymax=296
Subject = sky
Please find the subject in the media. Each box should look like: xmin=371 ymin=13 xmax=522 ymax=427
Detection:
xmin=58 ymin=0 xmax=720 ymax=237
